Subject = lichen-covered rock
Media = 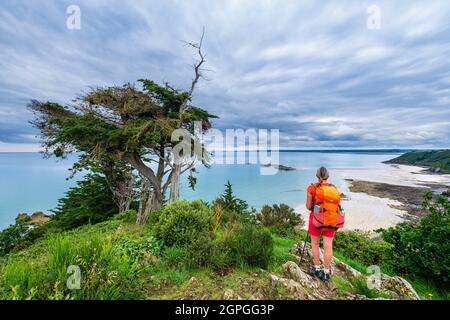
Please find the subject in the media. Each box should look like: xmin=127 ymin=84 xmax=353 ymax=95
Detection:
xmin=291 ymin=241 xmax=312 ymax=259
xmin=269 ymin=274 xmax=311 ymax=299
xmin=250 ymin=288 xmax=266 ymax=300
xmin=334 ymin=261 xmax=362 ymax=278
xmin=223 ymin=289 xmax=243 ymax=300
xmin=345 ymin=293 xmax=369 ymax=300
xmin=282 ymin=261 xmax=319 ymax=289
xmin=379 ymin=274 xmax=420 ymax=300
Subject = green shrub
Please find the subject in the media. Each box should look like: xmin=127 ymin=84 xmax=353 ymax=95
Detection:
xmin=381 ymin=193 xmax=450 ymax=288
xmin=215 ymin=181 xmax=250 ymax=214
xmin=213 ymin=181 xmax=256 ymax=225
xmin=256 ymin=204 xmax=304 ymax=236
xmin=163 ymin=246 xmax=188 ymax=269
xmin=0 ymin=222 xmax=29 ymax=256
xmin=154 ymin=200 xmax=213 ymax=247
xmin=147 ymin=208 xmax=162 ymax=225
xmin=112 ymin=210 xmax=137 ymax=223
xmin=116 ymin=236 xmax=165 ymax=259
xmin=182 ymin=233 xmax=214 ymax=268
xmin=0 ymin=230 xmax=142 ymax=299
xmin=350 ymin=276 xmax=385 ymax=299
xmin=52 ymin=174 xmax=119 ymax=230
xmin=223 ymin=224 xmax=274 ymax=268
xmin=333 ymin=230 xmax=390 ymax=266
xmin=183 ymin=234 xmax=233 ymax=270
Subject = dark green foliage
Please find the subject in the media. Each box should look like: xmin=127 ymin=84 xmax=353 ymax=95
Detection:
xmin=170 ymin=224 xmax=274 ymax=270
xmin=256 ymin=204 xmax=304 ymax=236
xmin=381 ymin=192 xmax=450 ymax=288
xmin=0 ymin=230 xmax=142 ymax=299
xmin=333 ymin=230 xmax=390 ymax=266
xmin=163 ymin=246 xmax=188 ymax=269
xmin=0 ymin=222 xmax=29 ymax=256
xmin=116 ymin=236 xmax=165 ymax=259
xmin=52 ymin=174 xmax=119 ymax=230
xmin=386 ymin=149 xmax=450 ymax=173
xmin=183 ymin=234 xmax=233 ymax=270
xmin=112 ymin=210 xmax=138 ymax=223
xmin=215 ymin=181 xmax=249 ymax=214
xmin=223 ymin=224 xmax=274 ymax=268
xmin=154 ymin=200 xmax=213 ymax=247
xmin=29 ymin=79 xmax=218 ymax=216
xmin=350 ymin=276 xmax=382 ymax=299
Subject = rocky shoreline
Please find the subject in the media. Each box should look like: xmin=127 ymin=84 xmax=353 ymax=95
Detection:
xmin=345 ymin=179 xmax=428 ymax=218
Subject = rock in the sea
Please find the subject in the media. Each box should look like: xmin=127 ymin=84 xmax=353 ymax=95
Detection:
xmin=441 ymin=188 xmax=450 ymax=197
xmin=261 ymin=164 xmax=296 ymax=171
xmin=340 ymin=193 xmax=349 ymax=200
xmin=223 ymin=289 xmax=243 ymax=300
xmin=379 ymin=274 xmax=420 ymax=300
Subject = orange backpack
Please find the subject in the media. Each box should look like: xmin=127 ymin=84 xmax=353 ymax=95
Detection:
xmin=311 ymin=183 xmax=345 ymax=229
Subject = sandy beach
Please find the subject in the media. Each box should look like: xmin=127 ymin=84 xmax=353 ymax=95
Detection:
xmin=297 ymin=164 xmax=450 ymax=232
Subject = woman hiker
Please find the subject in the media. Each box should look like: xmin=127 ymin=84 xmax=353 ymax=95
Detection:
xmin=305 ymin=166 xmax=344 ymax=282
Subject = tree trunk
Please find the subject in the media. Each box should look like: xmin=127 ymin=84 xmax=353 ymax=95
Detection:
xmin=169 ymin=163 xmax=181 ymax=203
xmin=137 ymin=190 xmax=162 ymax=225
xmin=118 ymin=199 xmax=131 ymax=213
xmin=125 ymin=152 xmax=164 ymax=223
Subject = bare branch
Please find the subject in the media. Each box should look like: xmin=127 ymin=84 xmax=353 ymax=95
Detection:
xmin=180 ymin=27 xmax=206 ymax=113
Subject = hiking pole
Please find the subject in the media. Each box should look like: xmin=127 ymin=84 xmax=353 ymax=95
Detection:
xmin=299 ymin=231 xmax=310 ymax=263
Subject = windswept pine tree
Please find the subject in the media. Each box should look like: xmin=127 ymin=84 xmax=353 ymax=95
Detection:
xmin=29 ymin=33 xmax=217 ymax=224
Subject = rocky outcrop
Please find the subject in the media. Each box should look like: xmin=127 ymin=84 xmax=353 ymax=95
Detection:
xmin=15 ymin=211 xmax=51 ymax=225
xmin=261 ymin=164 xmax=296 ymax=171
xmin=16 ymin=213 xmax=31 ymax=223
xmin=269 ymin=274 xmax=313 ymax=299
xmin=378 ymin=274 xmax=420 ymax=300
xmin=280 ymin=242 xmax=420 ymax=300
xmin=282 ymin=261 xmax=319 ymax=290
xmin=223 ymin=289 xmax=243 ymax=300
xmin=30 ymin=212 xmax=51 ymax=225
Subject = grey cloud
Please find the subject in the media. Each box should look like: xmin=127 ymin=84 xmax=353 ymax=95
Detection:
xmin=0 ymin=0 xmax=450 ymax=149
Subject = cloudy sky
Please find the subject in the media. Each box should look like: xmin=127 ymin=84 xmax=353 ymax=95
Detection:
xmin=1 ymin=0 xmax=450 ymax=151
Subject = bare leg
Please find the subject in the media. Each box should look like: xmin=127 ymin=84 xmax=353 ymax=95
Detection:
xmin=323 ymin=236 xmax=334 ymax=270
xmin=310 ymin=235 xmax=321 ymax=266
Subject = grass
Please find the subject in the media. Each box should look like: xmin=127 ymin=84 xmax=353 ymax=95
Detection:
xmin=406 ymin=278 xmax=450 ymax=300
xmin=0 ymin=215 xmax=448 ymax=300
xmin=269 ymin=235 xmax=299 ymax=273
xmin=0 ymin=217 xmax=281 ymax=300
xmin=0 ymin=220 xmax=145 ymax=299
xmin=333 ymin=251 xmax=369 ymax=275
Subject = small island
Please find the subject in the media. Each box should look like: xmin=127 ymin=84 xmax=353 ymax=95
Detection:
xmin=384 ymin=150 xmax=450 ymax=174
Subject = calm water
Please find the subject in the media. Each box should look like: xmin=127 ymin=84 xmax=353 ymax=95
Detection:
xmin=0 ymin=151 xmax=402 ymax=230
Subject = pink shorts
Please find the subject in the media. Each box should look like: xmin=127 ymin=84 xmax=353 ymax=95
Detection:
xmin=308 ymin=213 xmax=336 ymax=238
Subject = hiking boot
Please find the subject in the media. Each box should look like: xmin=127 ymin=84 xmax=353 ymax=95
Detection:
xmin=309 ymin=266 xmax=321 ymax=278
xmin=319 ymin=270 xmax=331 ymax=282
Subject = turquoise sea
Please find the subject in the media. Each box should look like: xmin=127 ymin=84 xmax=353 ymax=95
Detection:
xmin=0 ymin=151 xmax=404 ymax=230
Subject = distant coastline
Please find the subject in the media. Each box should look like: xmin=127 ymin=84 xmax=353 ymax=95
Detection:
xmin=0 ymin=148 xmax=413 ymax=154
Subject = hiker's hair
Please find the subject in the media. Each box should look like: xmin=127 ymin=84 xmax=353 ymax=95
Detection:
xmin=316 ymin=166 xmax=329 ymax=181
